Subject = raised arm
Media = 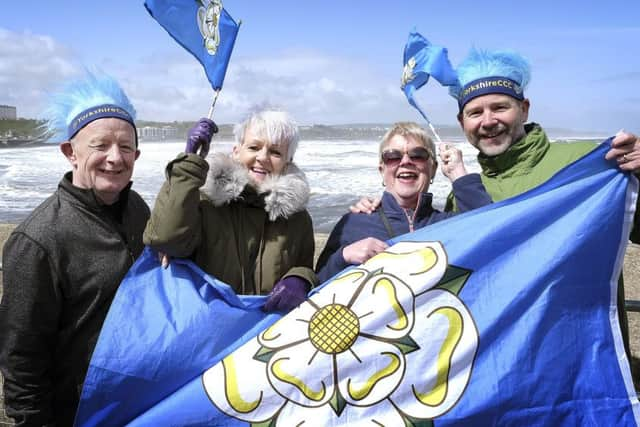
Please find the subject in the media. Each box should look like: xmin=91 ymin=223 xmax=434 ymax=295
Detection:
xmin=439 ymin=143 xmax=492 ymax=212
xmin=143 ymin=119 xmax=218 ymax=257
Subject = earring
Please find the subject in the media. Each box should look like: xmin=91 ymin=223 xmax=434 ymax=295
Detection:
xmin=382 ymin=181 xmax=386 ymax=187
xmin=430 ymin=178 xmax=434 ymax=184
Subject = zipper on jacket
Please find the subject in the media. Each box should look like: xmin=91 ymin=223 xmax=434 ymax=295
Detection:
xmin=401 ymin=193 xmax=421 ymax=233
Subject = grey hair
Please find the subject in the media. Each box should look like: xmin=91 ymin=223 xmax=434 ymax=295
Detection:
xmin=233 ymin=109 xmax=300 ymax=161
xmin=379 ymin=122 xmax=436 ymax=161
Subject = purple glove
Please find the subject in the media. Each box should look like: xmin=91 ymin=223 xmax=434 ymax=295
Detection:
xmin=185 ymin=118 xmax=218 ymax=158
xmin=263 ymin=276 xmax=309 ymax=313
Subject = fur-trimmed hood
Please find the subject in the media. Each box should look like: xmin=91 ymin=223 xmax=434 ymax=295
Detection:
xmin=201 ymin=153 xmax=310 ymax=221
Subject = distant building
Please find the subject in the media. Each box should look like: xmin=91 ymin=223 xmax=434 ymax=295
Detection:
xmin=137 ymin=125 xmax=179 ymax=141
xmin=0 ymin=105 xmax=17 ymax=120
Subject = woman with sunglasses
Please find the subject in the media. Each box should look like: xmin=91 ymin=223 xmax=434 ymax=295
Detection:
xmin=315 ymin=121 xmax=491 ymax=283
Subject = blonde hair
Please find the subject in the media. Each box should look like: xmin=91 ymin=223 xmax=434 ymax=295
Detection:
xmin=379 ymin=122 xmax=436 ymax=161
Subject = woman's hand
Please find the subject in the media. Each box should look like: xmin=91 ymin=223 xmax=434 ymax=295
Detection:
xmin=349 ymin=196 xmax=381 ymax=214
xmin=158 ymin=252 xmax=170 ymax=268
xmin=185 ymin=118 xmax=218 ymax=158
xmin=263 ymin=276 xmax=308 ymax=312
xmin=342 ymin=237 xmax=388 ymax=265
xmin=439 ymin=143 xmax=468 ymax=182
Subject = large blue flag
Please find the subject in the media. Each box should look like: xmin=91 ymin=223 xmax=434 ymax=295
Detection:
xmin=145 ymin=0 xmax=239 ymax=90
xmin=402 ymin=30 xmax=457 ymax=124
xmin=76 ymin=140 xmax=639 ymax=426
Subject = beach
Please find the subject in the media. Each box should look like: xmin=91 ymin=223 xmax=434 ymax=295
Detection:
xmin=0 ymin=225 xmax=638 ymax=421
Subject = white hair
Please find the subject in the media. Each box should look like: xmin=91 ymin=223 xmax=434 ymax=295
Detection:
xmin=233 ymin=109 xmax=300 ymax=161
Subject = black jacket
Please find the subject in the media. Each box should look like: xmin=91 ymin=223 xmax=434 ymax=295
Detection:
xmin=0 ymin=173 xmax=149 ymax=426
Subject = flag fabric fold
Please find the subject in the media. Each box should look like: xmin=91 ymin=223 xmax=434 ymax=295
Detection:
xmin=144 ymin=0 xmax=239 ymax=90
xmin=76 ymin=140 xmax=639 ymax=426
xmin=74 ymin=254 xmax=282 ymax=426
xmin=401 ymin=30 xmax=458 ymax=123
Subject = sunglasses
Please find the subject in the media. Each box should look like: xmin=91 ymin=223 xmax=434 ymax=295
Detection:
xmin=381 ymin=147 xmax=431 ymax=166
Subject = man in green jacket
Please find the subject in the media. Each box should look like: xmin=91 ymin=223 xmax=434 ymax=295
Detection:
xmin=446 ymin=48 xmax=640 ymax=356
xmin=447 ymin=48 xmax=640 ymax=221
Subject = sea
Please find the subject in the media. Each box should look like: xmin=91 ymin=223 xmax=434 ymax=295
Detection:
xmin=0 ymin=134 xmax=599 ymax=233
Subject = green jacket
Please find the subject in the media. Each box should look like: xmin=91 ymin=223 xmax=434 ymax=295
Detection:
xmin=447 ymin=124 xmax=592 ymax=206
xmin=144 ymin=153 xmax=318 ymax=295
xmin=447 ymin=123 xmax=639 ymax=243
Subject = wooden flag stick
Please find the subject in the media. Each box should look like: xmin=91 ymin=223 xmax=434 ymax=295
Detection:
xmin=207 ymin=90 xmax=221 ymax=119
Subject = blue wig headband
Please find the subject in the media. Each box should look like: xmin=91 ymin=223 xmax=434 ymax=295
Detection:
xmin=457 ymin=76 xmax=524 ymax=108
xmin=450 ymin=48 xmax=531 ymax=110
xmin=67 ymin=104 xmax=135 ymax=140
xmin=43 ymin=70 xmax=138 ymax=144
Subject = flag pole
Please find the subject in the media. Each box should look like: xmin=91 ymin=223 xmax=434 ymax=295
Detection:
xmin=426 ymin=121 xmax=442 ymax=144
xmin=418 ymin=107 xmax=443 ymax=144
xmin=207 ymin=90 xmax=221 ymax=119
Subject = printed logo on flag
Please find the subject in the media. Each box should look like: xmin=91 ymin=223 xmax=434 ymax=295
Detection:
xmin=197 ymin=0 xmax=224 ymax=55
xmin=203 ymin=241 xmax=479 ymax=424
xmin=401 ymin=57 xmax=417 ymax=89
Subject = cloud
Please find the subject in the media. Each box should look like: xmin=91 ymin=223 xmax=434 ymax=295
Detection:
xmin=120 ymin=48 xmax=416 ymax=124
xmin=0 ymin=29 xmax=442 ymax=126
xmin=0 ymin=28 xmax=78 ymax=118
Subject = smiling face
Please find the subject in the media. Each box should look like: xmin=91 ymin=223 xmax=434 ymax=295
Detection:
xmin=61 ymin=117 xmax=139 ymax=205
xmin=458 ymin=94 xmax=530 ymax=157
xmin=379 ymin=134 xmax=436 ymax=209
xmin=232 ymin=125 xmax=289 ymax=184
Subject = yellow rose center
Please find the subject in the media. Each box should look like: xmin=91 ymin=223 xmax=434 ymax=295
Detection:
xmin=309 ymin=304 xmax=360 ymax=354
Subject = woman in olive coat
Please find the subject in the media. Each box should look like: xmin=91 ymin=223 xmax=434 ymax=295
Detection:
xmin=144 ymin=110 xmax=317 ymax=312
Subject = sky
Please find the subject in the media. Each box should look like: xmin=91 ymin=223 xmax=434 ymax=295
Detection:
xmin=2 ymin=0 xmax=639 ymax=133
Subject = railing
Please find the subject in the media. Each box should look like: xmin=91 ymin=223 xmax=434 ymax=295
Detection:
xmin=627 ymin=300 xmax=640 ymax=313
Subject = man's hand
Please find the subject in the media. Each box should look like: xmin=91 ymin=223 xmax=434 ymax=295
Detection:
xmin=439 ymin=143 xmax=468 ymax=182
xmin=342 ymin=237 xmax=389 ymax=265
xmin=185 ymin=118 xmax=218 ymax=158
xmin=349 ymin=196 xmax=381 ymax=214
xmin=605 ymin=130 xmax=640 ymax=172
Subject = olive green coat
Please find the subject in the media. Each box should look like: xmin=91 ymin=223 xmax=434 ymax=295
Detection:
xmin=144 ymin=153 xmax=317 ymax=295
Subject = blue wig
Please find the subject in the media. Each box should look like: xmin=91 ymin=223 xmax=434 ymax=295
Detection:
xmin=42 ymin=70 xmax=136 ymax=143
xmin=449 ymin=48 xmax=531 ymax=107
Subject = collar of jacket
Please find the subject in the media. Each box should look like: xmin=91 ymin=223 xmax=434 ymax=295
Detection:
xmin=60 ymin=171 xmax=132 ymax=216
xmin=202 ymin=153 xmax=310 ymax=221
xmin=381 ymin=190 xmax=434 ymax=220
xmin=477 ymin=123 xmax=550 ymax=178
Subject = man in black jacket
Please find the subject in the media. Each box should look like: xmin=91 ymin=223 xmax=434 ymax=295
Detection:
xmin=0 ymin=71 xmax=150 ymax=426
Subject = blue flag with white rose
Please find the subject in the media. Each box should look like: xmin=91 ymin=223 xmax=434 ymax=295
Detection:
xmin=75 ymin=140 xmax=639 ymax=426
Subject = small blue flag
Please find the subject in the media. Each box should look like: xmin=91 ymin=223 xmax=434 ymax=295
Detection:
xmin=402 ymin=30 xmax=457 ymax=123
xmin=76 ymin=140 xmax=640 ymax=425
xmin=145 ymin=0 xmax=239 ymax=91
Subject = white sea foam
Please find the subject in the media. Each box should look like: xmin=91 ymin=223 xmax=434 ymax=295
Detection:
xmin=0 ymin=138 xmax=488 ymax=232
